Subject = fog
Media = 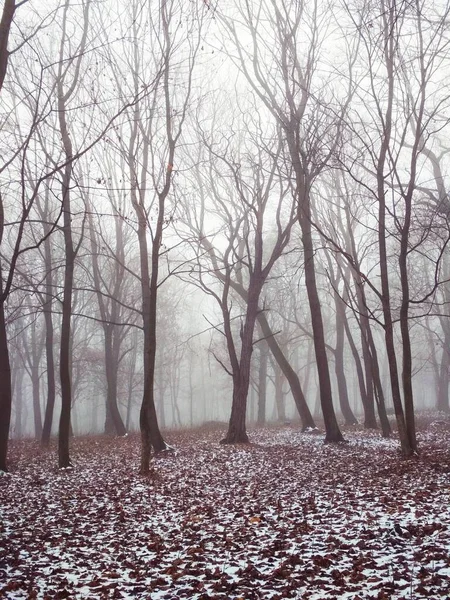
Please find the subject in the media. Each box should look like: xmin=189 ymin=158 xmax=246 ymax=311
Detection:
xmin=1 ymin=0 xmax=450 ymax=469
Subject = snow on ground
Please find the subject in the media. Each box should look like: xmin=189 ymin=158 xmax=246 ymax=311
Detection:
xmin=1 ymin=419 xmax=450 ymax=599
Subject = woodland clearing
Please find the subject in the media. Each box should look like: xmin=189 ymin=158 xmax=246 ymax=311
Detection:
xmin=1 ymin=419 xmax=450 ymax=599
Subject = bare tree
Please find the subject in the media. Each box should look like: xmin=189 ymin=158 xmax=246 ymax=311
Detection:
xmin=183 ymin=114 xmax=299 ymax=443
xmin=340 ymin=0 xmax=450 ymax=454
xmin=219 ymin=0 xmax=349 ymax=442
xmin=103 ymin=0 xmax=206 ymax=471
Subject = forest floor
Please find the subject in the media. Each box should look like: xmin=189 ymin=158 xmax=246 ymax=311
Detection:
xmin=1 ymin=417 xmax=450 ymax=600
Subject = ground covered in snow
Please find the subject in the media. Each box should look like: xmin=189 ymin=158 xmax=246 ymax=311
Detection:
xmin=1 ymin=419 xmax=450 ymax=599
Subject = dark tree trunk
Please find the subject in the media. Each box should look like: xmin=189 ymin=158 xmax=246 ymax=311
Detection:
xmin=342 ymin=300 xmax=369 ymax=418
xmin=257 ymin=312 xmax=315 ymax=429
xmin=138 ymin=186 xmax=167 ymax=472
xmin=31 ymin=364 xmax=42 ymax=439
xmin=86 ymin=202 xmax=127 ymax=436
xmin=222 ymin=286 xmax=261 ymax=444
xmin=375 ymin=3 xmax=414 ymax=457
xmin=0 ymin=299 xmax=11 ymax=472
xmin=360 ymin=330 xmax=377 ymax=428
xmin=437 ymin=347 xmax=450 ymax=412
xmin=58 ymin=187 xmax=74 ymax=468
xmin=257 ymin=341 xmax=268 ymax=425
xmin=334 ymin=293 xmax=358 ymax=425
xmin=125 ymin=334 xmax=137 ymax=431
xmin=41 ymin=242 xmax=56 ymax=445
xmin=286 ymin=126 xmax=343 ymax=442
xmin=57 ymin=0 xmax=91 ymax=468
xmin=208 ymin=267 xmax=314 ymax=429
xmin=365 ymin=331 xmax=391 ymax=438
xmin=103 ymin=329 xmax=126 ymax=435
xmin=341 ymin=210 xmax=378 ymax=428
xmin=273 ymin=362 xmax=286 ymax=422
xmin=0 ymin=0 xmax=25 ymax=472
xmin=0 ymin=0 xmax=15 ymax=91
xmin=300 ymin=214 xmax=344 ymax=442
xmin=222 ymin=374 xmax=250 ymax=444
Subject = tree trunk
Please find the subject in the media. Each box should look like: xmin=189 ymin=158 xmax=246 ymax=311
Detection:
xmin=104 ymin=329 xmax=126 ymax=435
xmin=334 ymin=292 xmax=358 ymax=425
xmin=57 ymin=0 xmax=91 ymax=468
xmin=12 ymin=358 xmax=23 ymax=439
xmin=125 ymin=333 xmax=137 ymax=431
xmin=138 ymin=208 xmax=167 ymax=471
xmin=365 ymin=331 xmax=391 ymax=438
xmin=257 ymin=341 xmax=268 ymax=425
xmin=360 ymin=328 xmax=377 ymax=428
xmin=437 ymin=346 xmax=450 ymax=412
xmin=273 ymin=362 xmax=286 ymax=422
xmin=86 ymin=203 xmax=127 ymax=436
xmin=342 ymin=302 xmax=369 ymax=418
xmin=31 ymin=363 xmax=42 ymax=439
xmin=0 ymin=298 xmax=11 ymax=472
xmin=286 ymin=126 xmax=343 ymax=442
xmin=0 ymin=0 xmax=16 ymax=91
xmin=257 ymin=312 xmax=315 ymax=429
xmin=300 ymin=214 xmax=344 ymax=442
xmin=41 ymin=236 xmax=56 ymax=445
xmin=222 ymin=285 xmax=261 ymax=444
xmin=58 ymin=186 xmax=74 ymax=468
xmin=375 ymin=2 xmax=414 ymax=457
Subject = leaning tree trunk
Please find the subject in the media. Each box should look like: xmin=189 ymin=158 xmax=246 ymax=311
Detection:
xmin=273 ymin=361 xmax=286 ymax=422
xmin=206 ymin=264 xmax=315 ymax=429
xmin=257 ymin=312 xmax=315 ymax=429
xmin=342 ymin=319 xmax=366 ymax=414
xmin=359 ymin=321 xmax=378 ymax=428
xmin=334 ymin=292 xmax=358 ymax=425
xmin=343 ymin=223 xmax=378 ymax=429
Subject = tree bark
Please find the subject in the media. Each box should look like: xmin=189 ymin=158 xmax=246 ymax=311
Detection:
xmin=437 ymin=346 xmax=450 ymax=412
xmin=334 ymin=292 xmax=358 ymax=425
xmin=375 ymin=1 xmax=412 ymax=456
xmin=257 ymin=312 xmax=315 ymax=429
xmin=87 ymin=206 xmax=127 ymax=436
xmin=221 ymin=284 xmax=261 ymax=444
xmin=57 ymin=0 xmax=91 ymax=468
xmin=273 ymin=361 xmax=286 ymax=422
xmin=41 ymin=236 xmax=56 ymax=445
xmin=0 ymin=0 xmax=16 ymax=91
xmin=257 ymin=341 xmax=268 ymax=425
xmin=0 ymin=297 xmax=11 ymax=472
xmin=298 ymin=198 xmax=343 ymax=442
xmin=58 ymin=160 xmax=74 ymax=468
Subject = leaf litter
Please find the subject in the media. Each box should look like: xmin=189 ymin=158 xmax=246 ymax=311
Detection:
xmin=1 ymin=420 xmax=449 ymax=599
